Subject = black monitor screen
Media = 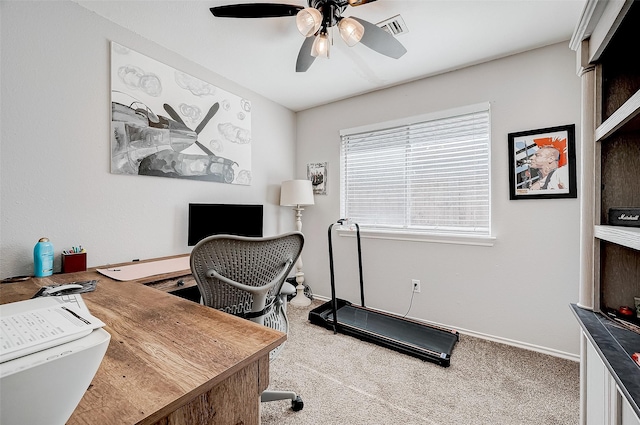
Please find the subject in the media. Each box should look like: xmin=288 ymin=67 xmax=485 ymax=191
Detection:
xmin=188 ymin=203 xmax=263 ymax=246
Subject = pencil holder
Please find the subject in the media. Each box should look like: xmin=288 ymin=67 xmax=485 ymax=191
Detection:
xmin=62 ymin=252 xmax=87 ymax=273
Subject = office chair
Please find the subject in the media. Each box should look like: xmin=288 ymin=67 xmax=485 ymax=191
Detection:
xmin=190 ymin=231 xmax=305 ymax=412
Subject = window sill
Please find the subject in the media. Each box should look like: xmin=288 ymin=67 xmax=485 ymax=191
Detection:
xmin=336 ymin=228 xmax=496 ymax=247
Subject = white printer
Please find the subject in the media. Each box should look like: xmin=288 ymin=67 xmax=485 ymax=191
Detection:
xmin=0 ymin=294 xmax=110 ymax=425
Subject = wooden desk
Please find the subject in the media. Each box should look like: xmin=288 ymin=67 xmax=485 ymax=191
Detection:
xmin=0 ymin=261 xmax=286 ymax=425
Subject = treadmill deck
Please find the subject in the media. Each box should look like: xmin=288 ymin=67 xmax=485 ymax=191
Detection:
xmin=309 ymin=299 xmax=459 ymax=367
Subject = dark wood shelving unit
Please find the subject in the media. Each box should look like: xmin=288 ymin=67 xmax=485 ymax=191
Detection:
xmin=572 ymin=1 xmax=640 ymax=423
xmin=595 ymin=1 xmax=640 ymax=315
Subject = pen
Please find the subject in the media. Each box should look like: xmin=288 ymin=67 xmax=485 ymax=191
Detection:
xmin=64 ymin=246 xmax=85 ymax=254
xmin=61 ymin=306 xmax=91 ymax=325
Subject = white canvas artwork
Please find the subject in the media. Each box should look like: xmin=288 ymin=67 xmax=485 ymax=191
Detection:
xmin=110 ymin=42 xmax=252 ymax=185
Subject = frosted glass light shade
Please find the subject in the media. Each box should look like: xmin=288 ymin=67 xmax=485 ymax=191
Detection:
xmin=296 ymin=8 xmax=322 ymax=37
xmin=311 ymin=33 xmax=330 ymax=58
xmin=280 ymin=180 xmax=315 ymax=206
xmin=338 ymin=17 xmax=364 ymax=46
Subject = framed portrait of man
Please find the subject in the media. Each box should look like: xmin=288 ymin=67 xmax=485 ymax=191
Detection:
xmin=508 ymin=124 xmax=577 ymax=200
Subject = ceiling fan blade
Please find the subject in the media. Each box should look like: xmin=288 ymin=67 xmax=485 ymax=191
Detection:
xmin=347 ymin=0 xmax=377 ymax=6
xmin=210 ymin=3 xmax=303 ymax=18
xmin=352 ymin=17 xmax=407 ymax=59
xmin=296 ymin=36 xmax=316 ymax=72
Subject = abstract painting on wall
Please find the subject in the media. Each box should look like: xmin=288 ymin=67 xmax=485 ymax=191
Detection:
xmin=110 ymin=42 xmax=252 ymax=185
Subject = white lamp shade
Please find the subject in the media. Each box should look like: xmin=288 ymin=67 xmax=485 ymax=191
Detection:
xmin=296 ymin=8 xmax=322 ymax=37
xmin=311 ymin=32 xmax=330 ymax=58
xmin=338 ymin=17 xmax=364 ymax=47
xmin=280 ymin=180 xmax=315 ymax=206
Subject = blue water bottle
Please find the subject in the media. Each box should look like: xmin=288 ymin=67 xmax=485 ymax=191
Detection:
xmin=34 ymin=237 xmax=54 ymax=277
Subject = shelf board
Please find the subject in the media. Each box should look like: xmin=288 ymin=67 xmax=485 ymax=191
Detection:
xmin=594 ymin=225 xmax=640 ymax=250
xmin=596 ymin=89 xmax=640 ymax=141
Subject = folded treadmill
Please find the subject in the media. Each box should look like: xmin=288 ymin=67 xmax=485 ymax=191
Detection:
xmin=308 ymin=220 xmax=459 ymax=367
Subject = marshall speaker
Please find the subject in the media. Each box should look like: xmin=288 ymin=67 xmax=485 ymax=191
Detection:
xmin=608 ymin=208 xmax=640 ymax=227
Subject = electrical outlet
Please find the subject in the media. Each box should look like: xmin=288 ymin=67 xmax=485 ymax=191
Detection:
xmin=412 ymin=279 xmax=421 ymax=293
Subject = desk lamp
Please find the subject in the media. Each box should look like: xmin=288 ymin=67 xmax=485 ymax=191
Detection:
xmin=280 ymin=179 xmax=314 ymax=307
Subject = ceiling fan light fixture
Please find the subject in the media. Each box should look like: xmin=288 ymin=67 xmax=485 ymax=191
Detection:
xmin=311 ymin=32 xmax=330 ymax=58
xmin=296 ymin=8 xmax=322 ymax=37
xmin=338 ymin=17 xmax=364 ymax=47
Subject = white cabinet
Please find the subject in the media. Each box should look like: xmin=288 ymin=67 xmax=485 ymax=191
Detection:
xmin=584 ymin=334 xmax=640 ymax=425
xmin=585 ymin=336 xmax=607 ymax=425
xmin=621 ymin=387 xmax=640 ymax=425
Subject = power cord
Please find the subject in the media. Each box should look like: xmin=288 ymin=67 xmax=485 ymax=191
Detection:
xmin=403 ymin=288 xmax=416 ymax=318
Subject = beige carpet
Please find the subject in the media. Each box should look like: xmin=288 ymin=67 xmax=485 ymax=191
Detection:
xmin=261 ymin=300 xmax=579 ymax=425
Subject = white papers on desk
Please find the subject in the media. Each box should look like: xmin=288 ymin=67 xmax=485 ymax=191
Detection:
xmin=0 ymin=295 xmax=105 ymax=364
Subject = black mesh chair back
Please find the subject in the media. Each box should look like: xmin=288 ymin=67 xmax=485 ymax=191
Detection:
xmin=190 ymin=232 xmax=303 ymax=325
xmin=189 ymin=231 xmax=305 ymax=411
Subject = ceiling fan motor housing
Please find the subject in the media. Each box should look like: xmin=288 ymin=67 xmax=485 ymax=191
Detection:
xmin=309 ymin=0 xmax=347 ymax=27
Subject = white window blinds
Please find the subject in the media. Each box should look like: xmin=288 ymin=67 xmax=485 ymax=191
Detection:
xmin=340 ymin=104 xmax=491 ymax=236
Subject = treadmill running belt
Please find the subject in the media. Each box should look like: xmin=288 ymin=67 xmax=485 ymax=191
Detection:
xmin=333 ymin=305 xmax=457 ymax=355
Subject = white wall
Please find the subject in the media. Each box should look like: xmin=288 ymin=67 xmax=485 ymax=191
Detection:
xmin=296 ymin=42 xmax=582 ymax=357
xmin=1 ymin=1 xmax=582 ymax=357
xmin=0 ymin=1 xmax=297 ymax=277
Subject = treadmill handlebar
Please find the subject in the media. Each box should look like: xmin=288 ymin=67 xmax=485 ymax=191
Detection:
xmin=328 ymin=219 xmax=365 ymax=314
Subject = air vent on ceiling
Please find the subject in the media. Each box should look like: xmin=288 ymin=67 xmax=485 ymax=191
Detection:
xmin=377 ymin=15 xmax=408 ymax=37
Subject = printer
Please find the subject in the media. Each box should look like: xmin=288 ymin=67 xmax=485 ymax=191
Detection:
xmin=0 ymin=294 xmax=110 ymax=425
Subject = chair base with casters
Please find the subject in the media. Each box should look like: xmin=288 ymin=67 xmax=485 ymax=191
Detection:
xmin=190 ymin=232 xmax=305 ymax=412
xmin=262 ymin=390 xmax=303 ymax=411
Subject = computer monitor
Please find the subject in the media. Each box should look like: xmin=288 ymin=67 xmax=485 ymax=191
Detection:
xmin=188 ymin=203 xmax=263 ymax=246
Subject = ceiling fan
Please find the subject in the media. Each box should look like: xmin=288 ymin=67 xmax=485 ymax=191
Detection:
xmin=210 ymin=0 xmax=407 ymax=72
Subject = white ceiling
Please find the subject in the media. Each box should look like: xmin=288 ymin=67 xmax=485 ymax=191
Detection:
xmin=75 ymin=0 xmax=586 ymax=111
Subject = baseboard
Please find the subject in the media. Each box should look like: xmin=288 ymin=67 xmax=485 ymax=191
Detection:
xmin=310 ymin=295 xmax=580 ymax=362
xmin=447 ymin=326 xmax=580 ymax=362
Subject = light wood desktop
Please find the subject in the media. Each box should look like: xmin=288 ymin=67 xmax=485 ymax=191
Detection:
xmin=0 ymin=255 xmax=286 ymax=425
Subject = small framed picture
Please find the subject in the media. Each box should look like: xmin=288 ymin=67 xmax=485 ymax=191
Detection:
xmin=508 ymin=124 xmax=577 ymax=200
xmin=307 ymin=162 xmax=327 ymax=195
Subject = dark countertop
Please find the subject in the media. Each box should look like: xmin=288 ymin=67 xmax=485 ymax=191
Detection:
xmin=571 ymin=304 xmax=640 ymax=418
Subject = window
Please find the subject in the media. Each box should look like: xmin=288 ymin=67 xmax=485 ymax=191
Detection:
xmin=340 ymin=103 xmax=491 ymax=239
